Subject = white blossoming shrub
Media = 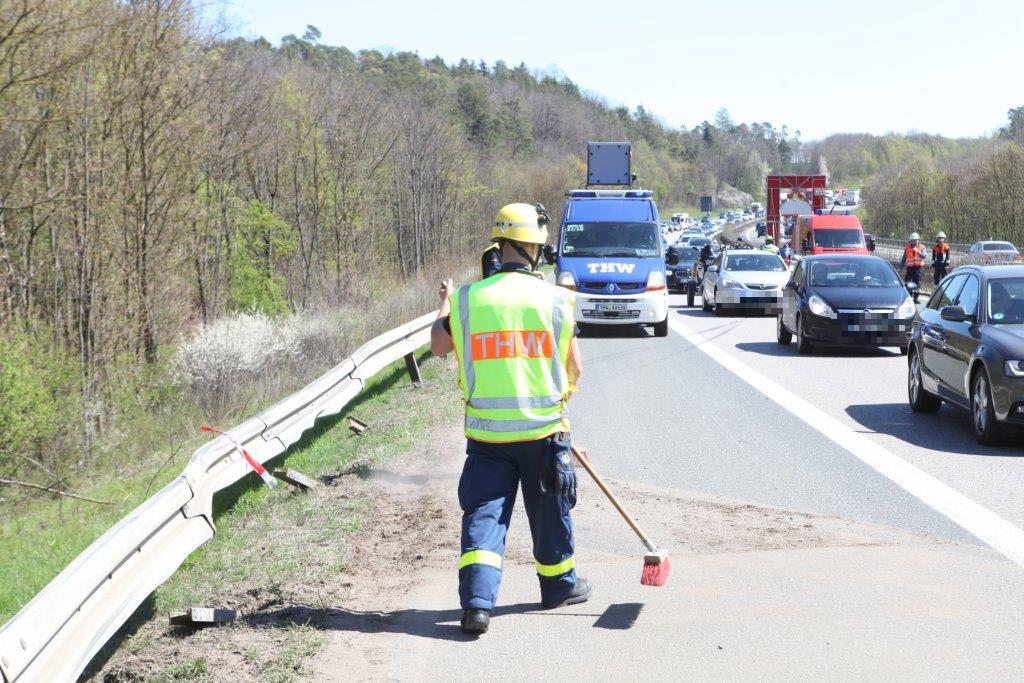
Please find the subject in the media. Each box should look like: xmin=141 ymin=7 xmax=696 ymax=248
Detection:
xmin=172 ymin=312 xmax=301 ymax=412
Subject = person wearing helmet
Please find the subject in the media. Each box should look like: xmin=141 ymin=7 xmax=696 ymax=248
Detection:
xmin=762 ymin=234 xmax=779 ymax=255
xmin=431 ymin=203 xmax=589 ymax=635
xmin=901 ymin=232 xmax=926 ymax=300
xmin=932 ymin=231 xmax=951 ymax=285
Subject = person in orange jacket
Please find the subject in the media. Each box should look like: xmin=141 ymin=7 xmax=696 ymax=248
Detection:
xmin=901 ymin=232 xmax=926 ymax=301
xmin=932 ymin=231 xmax=951 ymax=285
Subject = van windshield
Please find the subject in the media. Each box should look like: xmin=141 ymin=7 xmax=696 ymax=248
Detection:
xmin=813 ymin=229 xmax=864 ymax=249
xmin=561 ymin=222 xmax=662 ymax=258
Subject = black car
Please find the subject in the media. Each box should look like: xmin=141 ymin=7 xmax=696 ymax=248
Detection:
xmin=666 ymin=244 xmax=700 ymax=292
xmin=777 ymin=254 xmax=916 ymax=354
xmin=908 ymin=265 xmax=1024 ymax=444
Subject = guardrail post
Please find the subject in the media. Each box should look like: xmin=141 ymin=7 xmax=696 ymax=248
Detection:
xmin=404 ymin=352 xmax=422 ymax=385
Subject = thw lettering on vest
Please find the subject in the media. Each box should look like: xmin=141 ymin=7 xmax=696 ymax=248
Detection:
xmin=471 ymin=330 xmax=554 ymax=360
xmin=585 ymin=262 xmax=636 ymax=274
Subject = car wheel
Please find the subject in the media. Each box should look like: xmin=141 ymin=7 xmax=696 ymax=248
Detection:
xmin=971 ymin=368 xmax=1003 ymax=445
xmin=701 ymin=289 xmax=712 ymax=312
xmin=795 ymin=315 xmax=813 ymax=354
xmin=653 ymin=318 xmax=668 ymax=337
xmin=908 ymin=349 xmax=941 ymax=413
xmin=776 ymin=314 xmax=792 ymax=345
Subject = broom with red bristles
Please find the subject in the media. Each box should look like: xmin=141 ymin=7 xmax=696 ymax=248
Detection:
xmin=571 ymin=444 xmax=670 ymax=587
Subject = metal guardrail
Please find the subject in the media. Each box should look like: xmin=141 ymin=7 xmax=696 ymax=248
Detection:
xmin=0 ymin=311 xmax=437 ymax=682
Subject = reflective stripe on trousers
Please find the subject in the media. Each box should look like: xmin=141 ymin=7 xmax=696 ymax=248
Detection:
xmin=459 ymin=549 xmax=503 ymax=570
xmin=535 ymin=556 xmax=575 ymax=577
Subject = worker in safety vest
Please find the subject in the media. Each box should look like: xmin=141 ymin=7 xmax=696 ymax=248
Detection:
xmin=431 ymin=203 xmax=588 ymax=635
xmin=481 ymin=242 xmax=502 ymax=279
xmin=762 ymin=235 xmax=780 ymax=255
xmin=902 ymin=232 xmax=926 ymax=300
xmin=932 ymin=231 xmax=951 ymax=285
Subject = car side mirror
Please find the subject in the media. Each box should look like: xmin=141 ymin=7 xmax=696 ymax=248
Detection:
xmin=786 ymin=281 xmax=798 ymax=290
xmin=667 ymin=251 xmax=679 ymax=266
xmin=707 ymin=265 xmax=719 ymax=273
xmin=543 ymin=244 xmax=557 ymax=265
xmin=940 ymin=305 xmax=971 ymax=322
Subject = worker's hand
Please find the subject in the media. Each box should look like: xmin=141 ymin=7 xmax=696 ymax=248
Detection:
xmin=438 ymin=278 xmax=454 ymax=303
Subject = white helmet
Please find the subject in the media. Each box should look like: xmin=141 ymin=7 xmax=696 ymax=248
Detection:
xmin=936 ymin=231 xmax=946 ymax=239
xmin=909 ymin=232 xmax=920 ymax=241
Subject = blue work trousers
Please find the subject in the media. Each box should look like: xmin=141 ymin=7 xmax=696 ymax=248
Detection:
xmin=458 ymin=434 xmax=577 ymax=610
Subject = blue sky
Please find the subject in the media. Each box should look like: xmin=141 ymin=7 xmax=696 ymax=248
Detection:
xmin=208 ymin=0 xmax=1024 ymax=140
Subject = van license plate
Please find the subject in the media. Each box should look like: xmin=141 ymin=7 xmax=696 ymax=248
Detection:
xmin=596 ymin=303 xmax=627 ymax=312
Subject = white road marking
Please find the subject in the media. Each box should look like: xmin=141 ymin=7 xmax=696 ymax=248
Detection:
xmin=668 ymin=315 xmax=1024 ymax=568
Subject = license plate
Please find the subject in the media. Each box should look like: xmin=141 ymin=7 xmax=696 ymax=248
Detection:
xmin=596 ymin=303 xmax=627 ymax=312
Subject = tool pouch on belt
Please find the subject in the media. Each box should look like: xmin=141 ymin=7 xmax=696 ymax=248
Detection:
xmin=540 ymin=433 xmax=576 ymax=499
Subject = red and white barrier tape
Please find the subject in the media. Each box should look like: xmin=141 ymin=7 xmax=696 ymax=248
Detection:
xmin=200 ymin=425 xmax=278 ymax=488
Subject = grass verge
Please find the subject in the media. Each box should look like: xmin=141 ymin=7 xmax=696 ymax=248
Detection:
xmin=86 ymin=351 xmax=461 ymax=680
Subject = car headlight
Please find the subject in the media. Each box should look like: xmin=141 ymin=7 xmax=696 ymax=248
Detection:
xmin=646 ymin=270 xmax=666 ymax=292
xmin=1005 ymin=360 xmax=1024 ymax=378
xmin=896 ymin=297 xmax=917 ymax=319
xmin=719 ymin=278 xmax=742 ymax=289
xmin=555 ymin=271 xmax=576 ymax=289
xmin=807 ymin=295 xmax=837 ymax=319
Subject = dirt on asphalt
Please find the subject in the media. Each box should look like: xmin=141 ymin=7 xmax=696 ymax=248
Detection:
xmin=92 ymin=399 xmax=941 ymax=681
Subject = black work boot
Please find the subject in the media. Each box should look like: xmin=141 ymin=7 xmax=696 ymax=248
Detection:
xmin=460 ymin=608 xmax=490 ymax=634
xmin=542 ymin=577 xmax=592 ymax=609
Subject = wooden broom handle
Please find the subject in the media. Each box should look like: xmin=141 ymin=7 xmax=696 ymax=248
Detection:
xmin=570 ymin=444 xmax=657 ymax=553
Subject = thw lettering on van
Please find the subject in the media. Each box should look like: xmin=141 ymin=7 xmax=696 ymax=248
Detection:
xmin=585 ymin=262 xmax=636 ymax=274
xmin=471 ymin=330 xmax=554 ymax=361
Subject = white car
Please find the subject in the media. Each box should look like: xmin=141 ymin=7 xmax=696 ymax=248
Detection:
xmin=701 ymin=249 xmax=789 ymax=315
xmin=963 ymin=240 xmax=1021 ymax=266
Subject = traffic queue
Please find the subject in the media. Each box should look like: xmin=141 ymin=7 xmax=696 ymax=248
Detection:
xmin=663 ymin=224 xmax=1024 ymax=448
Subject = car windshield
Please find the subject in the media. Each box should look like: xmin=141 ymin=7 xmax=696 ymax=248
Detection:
xmin=673 ymin=246 xmax=700 ymax=260
xmin=561 ymin=222 xmax=661 ymax=258
xmin=983 ymin=242 xmax=1017 ymax=252
xmin=988 ymin=278 xmax=1024 ymax=323
xmin=688 ymin=238 xmax=710 ymax=247
xmin=808 ymin=259 xmax=902 ymax=287
xmin=812 ymin=229 xmax=864 ymax=248
xmin=723 ymin=253 xmax=786 ymax=272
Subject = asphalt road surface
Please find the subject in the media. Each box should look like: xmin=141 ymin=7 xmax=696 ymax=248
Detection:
xmin=317 ymin=279 xmax=1024 ymax=679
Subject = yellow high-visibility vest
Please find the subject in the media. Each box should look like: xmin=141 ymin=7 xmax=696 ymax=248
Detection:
xmin=448 ymin=272 xmax=574 ymax=443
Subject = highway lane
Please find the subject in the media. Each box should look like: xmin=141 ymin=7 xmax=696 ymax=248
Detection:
xmin=570 ymin=318 xmax=976 ymax=545
xmin=669 ymin=296 xmax=1024 ymax=534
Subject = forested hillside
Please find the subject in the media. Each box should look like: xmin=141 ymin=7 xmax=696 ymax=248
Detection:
xmin=0 ymin=0 xmax=1016 ymax=487
xmin=0 ymin=0 xmax=803 ymax=483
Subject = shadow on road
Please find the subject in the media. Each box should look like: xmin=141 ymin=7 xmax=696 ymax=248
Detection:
xmin=593 ymin=602 xmax=643 ymax=630
xmin=844 ymin=402 xmax=1019 ymax=457
xmin=734 ymin=341 xmax=900 ymax=359
xmin=247 ymin=601 xmax=614 ymax=642
xmin=579 ymin=324 xmax=649 ymax=339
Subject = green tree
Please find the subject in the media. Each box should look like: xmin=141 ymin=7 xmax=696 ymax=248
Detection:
xmin=228 ymin=201 xmax=295 ymax=315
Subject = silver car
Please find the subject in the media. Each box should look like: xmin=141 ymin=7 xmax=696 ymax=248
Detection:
xmin=963 ymin=241 xmax=1021 ymax=266
xmin=701 ymin=249 xmax=790 ymax=315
